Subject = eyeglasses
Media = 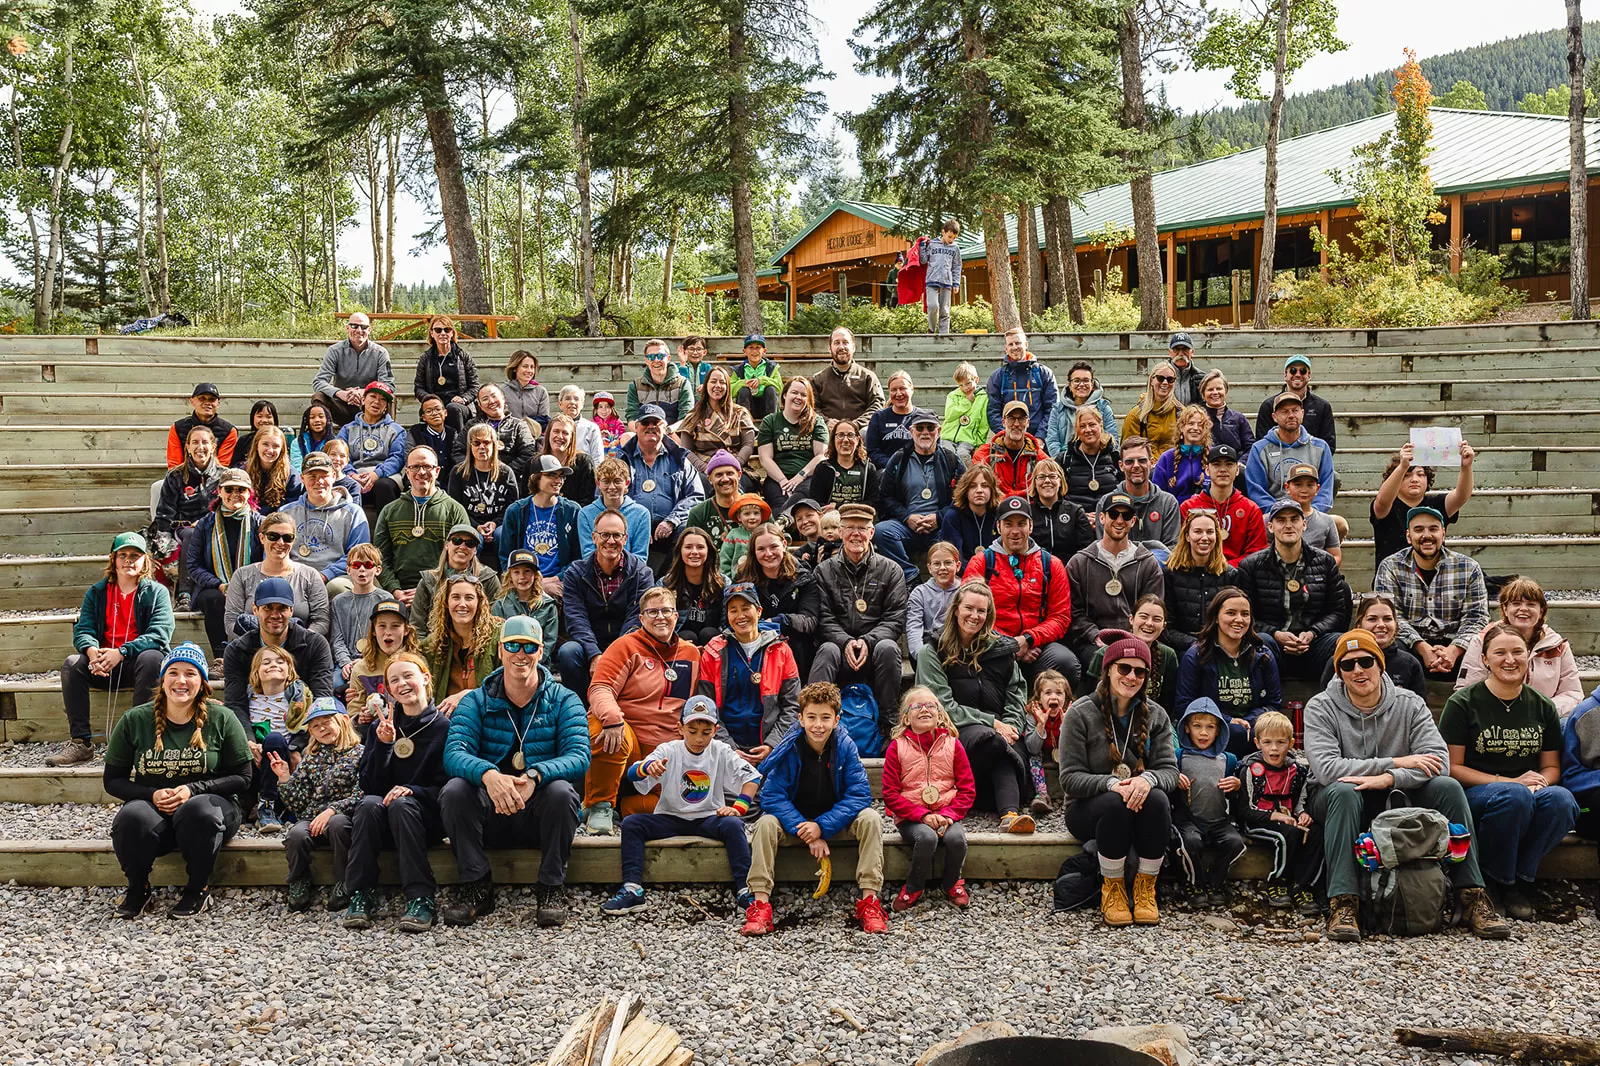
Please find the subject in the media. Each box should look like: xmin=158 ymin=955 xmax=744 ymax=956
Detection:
xmin=598 ymin=477 xmax=628 ymax=486
xmin=448 ymin=537 xmax=478 ymax=548
xmin=348 ymin=561 xmax=377 ymax=570
xmin=263 ymin=531 xmax=296 ymax=544
xmin=1113 ymin=662 xmax=1148 ymax=679
xmin=1338 ymin=655 xmax=1378 ymax=673
xmin=407 ymin=464 xmax=438 ymax=473
xmin=641 ymin=607 xmax=677 ymax=619
xmin=502 ymin=640 xmax=541 ymax=656
xmin=907 ymin=701 xmax=939 ymax=713
xmin=595 ymin=531 xmax=627 ymax=542
xmin=1153 ymin=375 xmax=1176 ymax=384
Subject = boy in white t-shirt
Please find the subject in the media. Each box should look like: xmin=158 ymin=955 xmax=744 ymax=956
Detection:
xmin=601 ymin=695 xmax=761 ymax=917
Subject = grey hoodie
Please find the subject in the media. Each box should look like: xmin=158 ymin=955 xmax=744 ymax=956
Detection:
xmin=279 ymin=486 xmax=371 ymax=580
xmin=1302 ymin=674 xmax=1449 ymax=790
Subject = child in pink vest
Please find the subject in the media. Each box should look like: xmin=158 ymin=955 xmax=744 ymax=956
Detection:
xmin=882 ymin=685 xmax=977 ymax=911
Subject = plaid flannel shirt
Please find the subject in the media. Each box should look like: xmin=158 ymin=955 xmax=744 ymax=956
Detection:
xmin=1372 ymin=547 xmax=1489 ymax=650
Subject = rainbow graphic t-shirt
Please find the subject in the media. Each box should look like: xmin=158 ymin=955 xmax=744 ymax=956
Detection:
xmin=631 ymin=739 xmax=762 ymax=818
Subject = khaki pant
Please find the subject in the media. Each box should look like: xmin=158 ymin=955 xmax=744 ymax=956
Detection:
xmin=746 ymin=810 xmax=884 ymax=896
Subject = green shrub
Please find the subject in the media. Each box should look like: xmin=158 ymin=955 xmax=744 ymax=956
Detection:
xmin=1271 ymin=242 xmax=1522 ymax=328
xmin=949 ymin=297 xmax=996 ymax=333
xmin=785 ymin=297 xmax=927 ymax=336
xmin=1026 ymin=268 xmax=1144 ymax=334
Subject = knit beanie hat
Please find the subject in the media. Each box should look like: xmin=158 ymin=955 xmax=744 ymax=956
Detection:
xmin=161 ymin=642 xmax=209 ymax=681
xmin=1333 ymin=628 xmax=1385 ymax=671
xmin=1098 ymin=629 xmax=1152 ymax=672
xmin=706 ymin=449 xmax=743 ymax=477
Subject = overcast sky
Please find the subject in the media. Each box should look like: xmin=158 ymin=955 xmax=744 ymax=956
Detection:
xmin=186 ymin=0 xmax=1575 ymax=287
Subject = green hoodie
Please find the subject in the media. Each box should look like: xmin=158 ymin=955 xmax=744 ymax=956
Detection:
xmin=73 ymin=578 xmax=174 ymax=658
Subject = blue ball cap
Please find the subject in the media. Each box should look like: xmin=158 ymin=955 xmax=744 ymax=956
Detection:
xmin=636 ymin=403 xmax=667 ymax=424
xmin=1265 ymin=498 xmax=1304 ymax=521
xmin=681 ymin=695 xmax=719 ymax=725
xmin=742 ymin=333 xmax=767 ymax=348
xmin=305 ymin=696 xmax=346 ymax=723
xmin=253 ymin=577 xmax=295 ymax=608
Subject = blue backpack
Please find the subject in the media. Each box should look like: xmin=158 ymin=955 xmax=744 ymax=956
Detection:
xmin=838 ymin=684 xmax=884 ymax=758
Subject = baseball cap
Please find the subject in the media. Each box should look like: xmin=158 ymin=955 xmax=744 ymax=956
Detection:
xmin=191 ymin=383 xmax=220 ymax=399
xmin=1406 ymin=505 xmax=1446 ymax=525
xmin=305 ymin=696 xmax=346 ymax=724
xmin=371 ymin=599 xmax=406 ymax=621
xmin=111 ymin=531 xmax=149 ymax=555
xmin=593 ymin=391 xmax=615 ymax=406
xmin=636 ymin=403 xmax=666 ymax=424
xmin=534 ymin=453 xmax=573 ymax=477
xmin=446 ymin=522 xmax=483 ymax=546
xmin=1271 ymin=391 xmax=1304 ymax=410
xmin=499 ymin=615 xmax=543 ymax=647
xmin=724 ymin=582 xmax=762 ymax=608
xmin=909 ymin=408 xmax=941 ymax=428
xmin=217 ymin=467 xmax=252 ymax=490
xmin=1206 ymin=444 xmax=1239 ymax=464
xmin=1284 ymin=355 xmax=1311 ymax=370
xmin=301 ymin=452 xmax=336 ymax=474
xmin=681 ymin=694 xmax=719 ymax=725
xmin=790 ymin=497 xmax=822 ymax=515
xmin=1168 ymin=331 xmax=1193 ymax=350
xmin=363 ymin=381 xmax=394 ymax=399
xmin=1002 ymin=400 xmax=1030 ymax=420
xmin=1265 ymin=498 xmax=1304 ymax=520
xmin=996 ymin=495 xmax=1031 ymax=520
xmin=506 ymin=548 xmax=539 ymax=571
xmin=1100 ymin=492 xmax=1136 ymax=516
xmin=253 ymin=577 xmax=295 ymax=607
xmin=1285 ymin=463 xmax=1320 ymax=482
xmin=743 ymin=333 xmax=767 ymax=348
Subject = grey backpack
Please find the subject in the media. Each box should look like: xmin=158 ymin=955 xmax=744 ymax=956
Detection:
xmin=1358 ymin=804 xmax=1451 ymax=936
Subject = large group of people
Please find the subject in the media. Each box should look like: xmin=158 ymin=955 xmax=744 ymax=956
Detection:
xmin=59 ymin=316 xmax=1600 ymax=943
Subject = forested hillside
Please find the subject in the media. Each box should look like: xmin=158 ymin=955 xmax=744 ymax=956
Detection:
xmin=1198 ymin=23 xmax=1600 ymax=152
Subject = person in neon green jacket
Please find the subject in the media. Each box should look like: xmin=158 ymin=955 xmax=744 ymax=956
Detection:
xmin=732 ymin=334 xmax=783 ymax=421
xmin=941 ymin=362 xmax=989 ymax=462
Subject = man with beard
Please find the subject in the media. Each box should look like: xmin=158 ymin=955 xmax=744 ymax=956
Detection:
xmin=1373 ymin=506 xmax=1489 ymax=680
xmin=809 ymin=326 xmax=885 ymax=429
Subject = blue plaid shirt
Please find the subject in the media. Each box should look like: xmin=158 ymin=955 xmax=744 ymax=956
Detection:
xmin=1373 ymin=547 xmax=1489 ymax=650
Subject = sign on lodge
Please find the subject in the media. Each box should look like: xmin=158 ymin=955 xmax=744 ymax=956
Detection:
xmin=826 ymin=230 xmax=876 ymax=253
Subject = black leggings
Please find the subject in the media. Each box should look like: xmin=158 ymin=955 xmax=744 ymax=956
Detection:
xmin=957 ymin=723 xmax=1031 ymax=814
xmin=1065 ymin=787 xmax=1172 ymax=862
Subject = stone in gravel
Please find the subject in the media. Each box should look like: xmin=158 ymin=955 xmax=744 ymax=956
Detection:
xmin=1199 ymin=914 xmax=1239 ymax=932
xmin=1083 ymin=1024 xmax=1197 ymax=1066
xmin=914 ymin=1021 xmax=1018 ymax=1065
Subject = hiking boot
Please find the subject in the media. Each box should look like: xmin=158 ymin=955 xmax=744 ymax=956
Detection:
xmin=285 ymin=878 xmax=313 ymax=913
xmin=442 ymin=875 xmax=495 ymax=927
xmin=326 ymin=881 xmax=351 ymax=912
xmin=998 ymin=811 xmax=1036 ymax=834
xmin=256 ymin=804 xmax=283 ymax=835
xmin=398 ymin=896 xmax=437 ymax=933
xmin=584 ymin=802 xmax=615 ymax=836
xmin=1030 ymin=793 xmax=1053 ymax=816
xmin=601 ymin=884 xmax=648 ymax=917
xmin=855 ymin=893 xmax=889 ymax=934
xmin=535 ymin=884 xmax=569 ymax=928
xmin=343 ymin=888 xmax=376 ymax=930
xmin=1264 ymin=880 xmax=1292 ymax=909
xmin=168 ymin=885 xmax=211 ymax=918
xmin=1184 ymin=882 xmax=1207 ymax=910
xmin=45 ymin=739 xmax=95 ymax=767
xmin=740 ymin=898 xmax=775 ymax=936
xmin=1206 ymin=885 xmax=1230 ymax=909
xmin=1459 ymin=887 xmax=1512 ymax=940
xmin=1326 ymin=894 xmax=1360 ymax=942
xmin=891 ymin=885 xmax=923 ymax=913
xmin=946 ymin=880 xmax=970 ymax=908
xmin=1294 ymin=889 xmax=1321 ymax=918
xmin=175 ymin=591 xmax=192 ymax=612
xmin=1132 ymin=872 xmax=1160 ymax=925
xmin=114 ymin=882 xmax=151 ymax=920
xmin=1101 ymin=877 xmax=1134 ymax=927
xmin=1501 ymin=882 xmax=1536 ymax=921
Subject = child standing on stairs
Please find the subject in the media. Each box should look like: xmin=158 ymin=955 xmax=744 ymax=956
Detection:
xmin=1024 ymin=669 xmax=1071 ymax=817
xmin=883 ymin=686 xmax=976 ymax=911
xmin=273 ymin=697 xmax=363 ymax=913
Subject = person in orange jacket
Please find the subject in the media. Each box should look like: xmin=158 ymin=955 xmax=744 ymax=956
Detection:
xmin=583 ymin=585 xmax=700 ymax=835
xmin=971 ymin=400 xmax=1047 ymax=498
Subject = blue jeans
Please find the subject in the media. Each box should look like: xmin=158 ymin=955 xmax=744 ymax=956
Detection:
xmin=619 ymin=812 xmax=751 ymax=888
xmin=556 ymin=641 xmax=592 ymax=696
xmin=1466 ymin=781 xmax=1579 ymax=885
xmin=874 ymin=519 xmax=939 ymax=583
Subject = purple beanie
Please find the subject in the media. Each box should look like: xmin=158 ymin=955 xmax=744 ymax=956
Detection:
xmin=706 ymin=449 xmax=742 ymax=476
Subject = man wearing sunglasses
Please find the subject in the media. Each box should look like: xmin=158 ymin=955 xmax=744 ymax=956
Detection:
xmin=1304 ymin=628 xmax=1509 ymax=942
xmin=1236 ymin=499 xmax=1351 ymax=680
xmin=1066 ymin=493 xmax=1165 ymax=665
xmin=810 ymin=503 xmax=908 ymax=732
xmin=625 ymin=338 xmax=695 ymax=432
xmin=313 ymin=313 xmax=394 ymax=428
xmin=1099 ymin=435 xmax=1179 ymax=562
xmin=440 ymin=616 xmax=589 ymax=929
xmin=1253 ymin=355 xmax=1335 ymax=453
xmin=556 ymin=509 xmax=655 ymax=695
xmin=1243 ymin=391 xmax=1335 ymax=513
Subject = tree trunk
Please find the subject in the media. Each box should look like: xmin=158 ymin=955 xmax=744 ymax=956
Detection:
xmin=128 ymin=45 xmax=154 ymax=314
xmin=662 ymin=205 xmax=681 ymax=304
xmin=1254 ymin=0 xmax=1292 ymax=330
xmin=7 ymin=64 xmax=43 ymax=322
xmin=325 ymin=157 xmax=342 ymax=312
xmin=515 ymin=170 xmax=526 ymax=305
xmin=957 ymin=12 xmax=1018 ymax=331
xmin=1050 ymin=196 xmax=1086 ymax=324
xmin=1395 ymin=1027 xmax=1600 ymax=1064
xmin=364 ymin=124 xmax=384 ymax=311
xmin=422 ymin=77 xmax=490 ymax=316
xmin=1119 ymin=3 xmax=1166 ymax=331
xmin=298 ymin=177 xmax=312 ymax=310
xmin=535 ymin=173 xmax=548 ymax=304
xmin=1016 ymin=201 xmax=1035 ymax=324
xmin=39 ymin=32 xmax=75 ymax=333
xmin=728 ymin=11 xmax=764 ymax=334
xmin=1570 ymin=0 xmax=1590 ymax=320
xmin=569 ymin=1 xmax=599 ymax=335
xmin=383 ymin=122 xmax=398 ymax=311
xmin=478 ymin=79 xmax=495 ymax=315
xmin=153 ymin=142 xmax=170 ymax=314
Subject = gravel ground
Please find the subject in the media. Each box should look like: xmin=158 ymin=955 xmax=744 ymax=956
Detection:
xmin=0 ymin=742 xmax=93 ymax=769
xmin=0 ymin=880 xmax=1596 ymax=1065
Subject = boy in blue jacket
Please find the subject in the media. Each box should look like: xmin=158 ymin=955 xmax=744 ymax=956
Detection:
xmin=741 ymin=682 xmax=888 ymax=936
xmin=1172 ymin=698 xmax=1246 ymax=908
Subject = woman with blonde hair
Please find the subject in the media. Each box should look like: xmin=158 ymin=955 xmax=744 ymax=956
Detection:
xmin=882 ymin=685 xmax=977 ymax=911
xmin=423 ymin=574 xmax=499 ymax=714
xmin=1121 ymin=363 xmax=1180 ymax=459
xmin=408 ymin=524 xmax=501 ymax=644
xmin=1026 ymin=457 xmax=1095 ymax=559
xmin=413 ymin=314 xmax=480 ymax=431
xmin=274 ymin=696 xmax=364 ymax=912
xmin=1063 ymin=405 xmax=1121 ymax=509
xmin=536 ymin=413 xmax=595 ymax=505
xmin=1151 ymin=405 xmax=1211 ymax=499
xmin=104 ymin=643 xmax=252 ymax=919
xmin=244 ymin=425 xmax=301 ymax=514
xmin=446 ymin=422 xmax=521 ymax=565
xmin=1456 ymin=577 xmax=1583 ymax=718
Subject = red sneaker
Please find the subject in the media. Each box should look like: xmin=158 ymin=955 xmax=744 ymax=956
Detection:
xmin=739 ymin=899 xmax=775 ymax=936
xmin=891 ymin=885 xmax=922 ymax=913
xmin=947 ymin=880 xmax=970 ymax=908
xmin=856 ymin=893 xmax=889 ymax=933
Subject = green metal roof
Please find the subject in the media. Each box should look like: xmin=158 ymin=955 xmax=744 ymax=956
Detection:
xmin=688 ymin=266 xmax=784 ymax=287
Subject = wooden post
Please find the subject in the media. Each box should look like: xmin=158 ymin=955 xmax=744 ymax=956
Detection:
xmin=838 ymin=270 xmax=848 ymax=304
xmin=1165 ymin=236 xmax=1177 ymax=323
xmin=785 ymin=260 xmax=797 ymax=321
xmin=1448 ymin=195 xmax=1464 ymax=275
xmin=1231 ymin=271 xmax=1241 ymax=328
xmin=1319 ymin=211 xmax=1331 ymax=281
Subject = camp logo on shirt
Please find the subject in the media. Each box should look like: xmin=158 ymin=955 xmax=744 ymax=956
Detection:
xmin=681 ymin=769 xmax=712 ymax=804
xmin=135 ymin=743 xmax=212 ymax=783
xmin=1472 ymin=723 xmax=1546 ymax=762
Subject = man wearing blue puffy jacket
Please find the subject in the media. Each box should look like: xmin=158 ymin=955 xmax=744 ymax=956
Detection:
xmin=439 ymin=617 xmax=589 ymax=929
xmin=985 ymin=327 xmax=1058 ymax=437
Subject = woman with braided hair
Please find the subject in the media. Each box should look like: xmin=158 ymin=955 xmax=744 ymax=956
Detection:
xmin=421 ymin=574 xmax=499 ymax=715
xmin=1057 ymin=631 xmax=1178 ymax=928
xmin=104 ymin=643 xmax=252 ymax=919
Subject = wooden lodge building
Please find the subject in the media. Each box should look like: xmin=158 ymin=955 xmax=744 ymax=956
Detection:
xmin=695 ymin=108 xmax=1600 ymax=327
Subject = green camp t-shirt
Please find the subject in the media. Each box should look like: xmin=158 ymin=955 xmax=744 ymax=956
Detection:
xmin=1438 ymin=682 xmax=1563 ymax=779
xmin=104 ymin=700 xmax=253 ymax=790
xmin=1213 ymin=654 xmax=1254 ymax=718
xmin=758 ymin=412 xmax=827 ymax=479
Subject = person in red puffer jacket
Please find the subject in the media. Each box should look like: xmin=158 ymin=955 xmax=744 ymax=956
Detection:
xmin=961 ymin=495 xmax=1078 ymax=688
xmin=883 ymin=686 xmax=977 ymax=912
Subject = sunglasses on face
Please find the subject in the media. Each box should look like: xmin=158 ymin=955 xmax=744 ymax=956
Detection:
xmin=348 ymin=323 xmax=370 ymax=331
xmin=432 ymin=327 xmax=453 ymax=334
xmin=502 ymin=641 xmax=541 ymax=656
xmin=221 ymin=486 xmax=249 ymax=495
xmin=448 ymin=537 xmax=478 ymax=548
xmin=1113 ymin=662 xmax=1148 ymax=680
xmin=348 ymin=561 xmax=377 ymax=570
xmin=263 ymin=531 xmax=296 ymax=544
xmin=1338 ymin=655 xmax=1378 ymax=673
xmin=1287 ymin=367 xmax=1309 ymax=375
xmin=1153 ymin=375 xmax=1175 ymax=384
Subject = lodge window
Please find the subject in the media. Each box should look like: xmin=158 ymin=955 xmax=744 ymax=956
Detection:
xmin=1462 ymin=194 xmax=1571 ymax=279
xmin=1272 ymin=227 xmax=1321 ymax=279
xmin=1175 ymin=236 xmax=1253 ymax=310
